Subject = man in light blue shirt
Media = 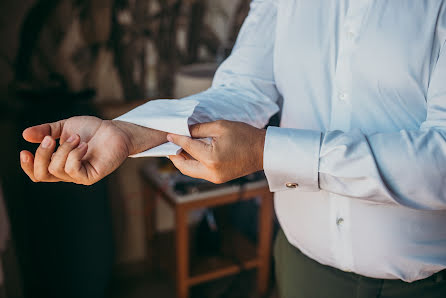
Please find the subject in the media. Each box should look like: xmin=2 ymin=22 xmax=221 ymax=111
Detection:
xmin=20 ymin=1 xmax=446 ymax=297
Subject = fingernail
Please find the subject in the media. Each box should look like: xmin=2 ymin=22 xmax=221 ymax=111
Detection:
xmin=77 ymin=142 xmax=86 ymax=149
xmin=42 ymin=136 xmax=52 ymax=148
xmin=167 ymin=135 xmax=173 ymax=142
xmin=20 ymin=152 xmax=29 ymax=163
xmin=66 ymin=135 xmax=76 ymax=143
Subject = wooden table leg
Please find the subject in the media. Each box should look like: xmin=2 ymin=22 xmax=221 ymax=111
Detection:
xmin=257 ymin=192 xmax=274 ymax=295
xmin=143 ymin=184 xmax=157 ymax=241
xmin=143 ymin=184 xmax=158 ymax=270
xmin=175 ymin=206 xmax=189 ymax=298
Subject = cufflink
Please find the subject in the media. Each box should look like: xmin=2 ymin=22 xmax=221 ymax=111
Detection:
xmin=285 ymin=183 xmax=298 ymax=189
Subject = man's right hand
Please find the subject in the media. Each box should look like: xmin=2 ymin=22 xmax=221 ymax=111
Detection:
xmin=20 ymin=116 xmax=167 ymax=185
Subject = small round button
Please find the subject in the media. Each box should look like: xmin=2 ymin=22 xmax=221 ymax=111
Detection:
xmin=338 ymin=92 xmax=348 ymax=102
xmin=347 ymin=31 xmax=355 ymax=39
xmin=285 ymin=183 xmax=298 ymax=189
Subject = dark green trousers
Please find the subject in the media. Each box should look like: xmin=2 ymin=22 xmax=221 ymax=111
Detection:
xmin=274 ymin=229 xmax=446 ymax=298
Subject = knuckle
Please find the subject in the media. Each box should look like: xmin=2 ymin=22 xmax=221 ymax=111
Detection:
xmin=210 ymin=174 xmax=224 ymax=184
xmin=48 ymin=163 xmax=59 ymax=175
xmin=64 ymin=163 xmax=76 ymax=175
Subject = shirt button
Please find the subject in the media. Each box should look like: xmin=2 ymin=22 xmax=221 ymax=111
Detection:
xmin=285 ymin=183 xmax=298 ymax=189
xmin=338 ymin=92 xmax=349 ymax=102
xmin=347 ymin=30 xmax=355 ymax=40
xmin=336 ymin=217 xmax=344 ymax=226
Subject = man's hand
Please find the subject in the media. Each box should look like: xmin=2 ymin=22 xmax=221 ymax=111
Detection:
xmin=20 ymin=116 xmax=167 ymax=185
xmin=167 ymin=120 xmax=266 ymax=184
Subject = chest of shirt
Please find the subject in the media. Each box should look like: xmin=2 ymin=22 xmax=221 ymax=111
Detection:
xmin=273 ymin=0 xmax=444 ymax=132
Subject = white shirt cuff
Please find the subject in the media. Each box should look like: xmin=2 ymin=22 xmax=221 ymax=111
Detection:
xmin=263 ymin=126 xmax=322 ymax=192
xmin=114 ymin=99 xmax=199 ymax=157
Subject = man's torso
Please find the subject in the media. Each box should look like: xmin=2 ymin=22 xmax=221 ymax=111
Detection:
xmin=272 ymin=0 xmax=446 ymax=282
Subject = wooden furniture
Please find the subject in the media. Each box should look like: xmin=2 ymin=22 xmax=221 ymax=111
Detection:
xmin=140 ymin=162 xmax=274 ymax=298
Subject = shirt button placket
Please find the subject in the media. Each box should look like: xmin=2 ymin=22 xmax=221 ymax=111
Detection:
xmin=329 ymin=7 xmax=364 ymax=274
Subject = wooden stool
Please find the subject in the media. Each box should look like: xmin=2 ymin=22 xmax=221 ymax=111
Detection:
xmin=141 ymin=162 xmax=274 ymax=298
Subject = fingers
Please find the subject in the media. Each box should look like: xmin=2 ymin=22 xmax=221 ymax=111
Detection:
xmin=64 ymin=142 xmax=89 ymax=182
xmin=48 ymin=134 xmax=81 ymax=180
xmin=23 ymin=119 xmax=66 ymax=143
xmin=189 ymin=121 xmax=225 ymax=138
xmin=179 ymin=150 xmax=196 ymax=160
xmin=33 ymin=136 xmax=60 ymax=182
xmin=20 ymin=151 xmax=37 ymax=182
xmin=20 ymin=134 xmax=89 ymax=183
xmin=167 ymin=134 xmax=210 ymax=161
xmin=169 ymin=154 xmax=208 ymax=179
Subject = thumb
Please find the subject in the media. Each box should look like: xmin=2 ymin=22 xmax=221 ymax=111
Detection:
xmin=167 ymin=134 xmax=210 ymax=161
xmin=169 ymin=154 xmax=207 ymax=180
xmin=23 ymin=120 xmax=66 ymax=143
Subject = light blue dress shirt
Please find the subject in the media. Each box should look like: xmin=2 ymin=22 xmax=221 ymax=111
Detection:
xmin=117 ymin=0 xmax=446 ymax=282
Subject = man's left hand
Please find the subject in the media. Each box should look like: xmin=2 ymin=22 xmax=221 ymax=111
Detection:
xmin=167 ymin=120 xmax=266 ymax=184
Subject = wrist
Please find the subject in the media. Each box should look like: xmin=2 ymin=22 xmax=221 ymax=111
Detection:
xmin=112 ymin=120 xmax=167 ymax=155
xmin=255 ymin=128 xmax=267 ymax=172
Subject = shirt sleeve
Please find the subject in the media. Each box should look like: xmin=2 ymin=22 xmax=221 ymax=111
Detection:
xmin=116 ymin=0 xmax=280 ymax=156
xmin=264 ymin=39 xmax=446 ymax=211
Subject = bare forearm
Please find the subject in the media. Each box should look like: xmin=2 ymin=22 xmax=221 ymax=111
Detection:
xmin=112 ymin=120 xmax=168 ymax=156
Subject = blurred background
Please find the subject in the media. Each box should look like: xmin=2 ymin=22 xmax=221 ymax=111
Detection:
xmin=0 ymin=0 xmax=279 ymax=298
